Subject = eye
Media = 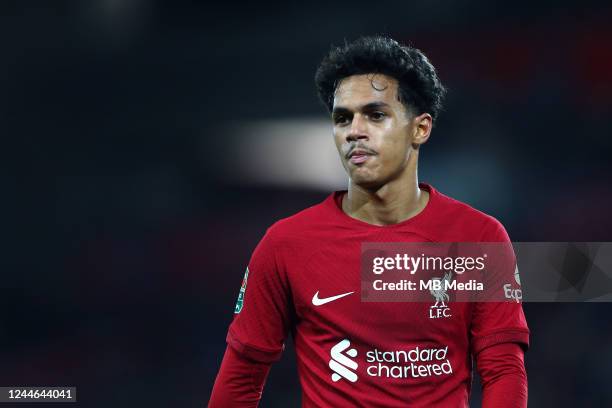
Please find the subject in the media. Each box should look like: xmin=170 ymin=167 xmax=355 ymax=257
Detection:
xmin=333 ymin=114 xmax=350 ymax=126
xmin=370 ymin=111 xmax=386 ymax=121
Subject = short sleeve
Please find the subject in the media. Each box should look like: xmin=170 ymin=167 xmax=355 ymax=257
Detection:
xmin=226 ymin=228 xmax=292 ymax=363
xmin=470 ymin=218 xmax=530 ymax=355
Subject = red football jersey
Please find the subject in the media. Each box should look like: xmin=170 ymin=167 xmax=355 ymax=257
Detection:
xmin=227 ymin=183 xmax=529 ymax=407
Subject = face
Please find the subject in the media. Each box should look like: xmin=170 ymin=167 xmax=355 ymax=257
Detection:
xmin=331 ymin=74 xmax=430 ymax=189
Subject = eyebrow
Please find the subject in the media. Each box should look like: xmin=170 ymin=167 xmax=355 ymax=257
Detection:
xmin=332 ymin=101 xmax=391 ymax=115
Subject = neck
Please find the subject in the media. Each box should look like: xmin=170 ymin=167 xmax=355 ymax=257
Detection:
xmin=342 ymin=150 xmax=429 ymax=226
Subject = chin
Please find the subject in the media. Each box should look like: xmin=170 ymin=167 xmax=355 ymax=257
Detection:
xmin=350 ymin=173 xmax=385 ymax=190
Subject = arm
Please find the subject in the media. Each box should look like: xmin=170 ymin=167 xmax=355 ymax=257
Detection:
xmin=208 ymin=345 xmax=272 ymax=408
xmin=209 ymin=228 xmax=291 ymax=406
xmin=472 ymin=220 xmax=529 ymax=407
xmin=477 ymin=343 xmax=528 ymax=408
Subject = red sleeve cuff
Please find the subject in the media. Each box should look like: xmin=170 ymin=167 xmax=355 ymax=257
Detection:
xmin=209 ymin=345 xmax=272 ymax=407
xmin=478 ymin=343 xmax=528 ymax=408
xmin=472 ymin=329 xmax=530 ymax=355
xmin=227 ymin=328 xmax=284 ymax=363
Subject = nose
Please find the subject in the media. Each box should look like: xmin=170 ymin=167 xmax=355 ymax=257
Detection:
xmin=346 ymin=113 xmax=369 ymax=142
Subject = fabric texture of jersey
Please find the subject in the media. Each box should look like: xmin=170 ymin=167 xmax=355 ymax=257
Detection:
xmin=226 ymin=183 xmax=529 ymax=407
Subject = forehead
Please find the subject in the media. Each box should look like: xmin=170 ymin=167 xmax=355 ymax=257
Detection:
xmin=333 ymin=74 xmax=400 ymax=109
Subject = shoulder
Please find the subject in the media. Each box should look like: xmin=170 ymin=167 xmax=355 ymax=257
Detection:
xmin=428 ymin=185 xmax=510 ymax=242
xmin=263 ymin=194 xmax=336 ymax=243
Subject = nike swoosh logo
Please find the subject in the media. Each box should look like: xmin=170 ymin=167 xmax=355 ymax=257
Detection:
xmin=312 ymin=291 xmax=354 ymax=306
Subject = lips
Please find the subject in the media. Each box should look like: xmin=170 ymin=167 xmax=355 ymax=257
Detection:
xmin=349 ymin=154 xmax=369 ymax=164
xmin=348 ymin=148 xmax=375 ymax=164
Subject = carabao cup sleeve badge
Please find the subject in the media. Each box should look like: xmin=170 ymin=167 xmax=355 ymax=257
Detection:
xmin=234 ymin=267 xmax=250 ymax=314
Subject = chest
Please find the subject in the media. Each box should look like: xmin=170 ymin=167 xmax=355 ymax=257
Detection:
xmin=285 ymin=242 xmax=471 ymax=345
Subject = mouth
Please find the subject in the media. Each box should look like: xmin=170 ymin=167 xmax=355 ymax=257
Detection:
xmin=347 ymin=149 xmax=375 ymax=165
xmin=349 ymin=154 xmax=370 ymax=164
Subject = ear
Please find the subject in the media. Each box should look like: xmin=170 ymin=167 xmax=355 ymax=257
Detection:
xmin=411 ymin=112 xmax=433 ymax=147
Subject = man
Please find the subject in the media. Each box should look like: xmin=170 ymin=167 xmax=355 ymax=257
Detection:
xmin=209 ymin=36 xmax=528 ymax=407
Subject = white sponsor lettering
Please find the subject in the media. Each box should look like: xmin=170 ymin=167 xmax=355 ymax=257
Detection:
xmin=365 ymin=346 xmax=453 ymax=378
xmin=330 ymin=340 xmax=454 ymax=383
xmin=504 ymin=284 xmax=522 ymax=302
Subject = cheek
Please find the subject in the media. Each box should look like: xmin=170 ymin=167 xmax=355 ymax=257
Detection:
xmin=332 ymin=130 xmax=344 ymax=150
xmin=333 ymin=132 xmax=350 ymax=170
xmin=379 ymin=133 xmax=409 ymax=164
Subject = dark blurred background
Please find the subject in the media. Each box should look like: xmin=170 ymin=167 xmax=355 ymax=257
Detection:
xmin=2 ymin=1 xmax=612 ymax=407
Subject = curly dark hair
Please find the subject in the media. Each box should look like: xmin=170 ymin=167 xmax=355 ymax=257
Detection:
xmin=315 ymin=36 xmax=447 ymax=122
